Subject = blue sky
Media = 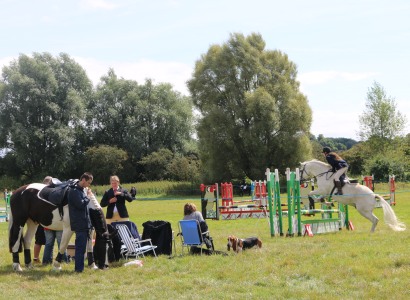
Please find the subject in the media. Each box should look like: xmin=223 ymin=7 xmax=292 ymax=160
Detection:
xmin=1 ymin=0 xmax=409 ymax=140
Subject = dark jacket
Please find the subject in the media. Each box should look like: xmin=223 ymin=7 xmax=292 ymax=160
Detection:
xmin=325 ymin=154 xmax=348 ymax=172
xmin=68 ymin=184 xmax=91 ymax=232
xmin=142 ymin=220 xmax=173 ymax=255
xmin=100 ymin=186 xmax=133 ymax=219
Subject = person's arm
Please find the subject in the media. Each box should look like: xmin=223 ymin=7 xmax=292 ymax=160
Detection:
xmin=118 ymin=187 xmax=134 ymax=202
xmin=325 ymin=156 xmax=337 ymax=171
xmin=86 ymin=188 xmax=100 ymax=208
xmin=195 ymin=211 xmax=205 ymax=222
xmin=100 ymin=190 xmax=110 ymax=207
xmin=68 ymin=188 xmax=89 ymax=209
xmin=123 ymin=190 xmax=134 ymax=202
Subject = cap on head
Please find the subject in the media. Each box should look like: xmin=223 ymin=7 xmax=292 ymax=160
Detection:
xmin=322 ymin=147 xmax=331 ymax=154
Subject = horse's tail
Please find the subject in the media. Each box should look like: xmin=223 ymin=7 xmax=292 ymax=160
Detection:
xmin=7 ymin=200 xmax=23 ymax=253
xmin=8 ymin=209 xmax=13 ymax=235
xmin=376 ymin=195 xmax=406 ymax=231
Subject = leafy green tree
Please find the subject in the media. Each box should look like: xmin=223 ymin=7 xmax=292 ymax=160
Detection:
xmin=138 ymin=148 xmax=174 ymax=181
xmin=167 ymin=154 xmax=200 ymax=182
xmin=342 ymin=142 xmax=371 ymax=176
xmin=89 ymin=69 xmax=140 ymax=153
xmin=90 ymin=71 xmax=194 ymax=169
xmin=364 ymin=153 xmax=406 ymax=181
xmin=0 ymin=152 xmax=23 ymax=178
xmin=84 ymin=145 xmax=128 ymax=185
xmin=187 ymin=33 xmax=312 ymax=181
xmin=0 ymin=53 xmax=92 ymax=179
xmin=359 ymin=82 xmax=407 ymax=142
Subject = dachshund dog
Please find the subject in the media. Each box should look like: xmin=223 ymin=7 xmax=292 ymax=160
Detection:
xmin=227 ymin=235 xmax=262 ymax=253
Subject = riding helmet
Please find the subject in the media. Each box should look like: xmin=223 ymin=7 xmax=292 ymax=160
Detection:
xmin=322 ymin=146 xmax=331 ymax=154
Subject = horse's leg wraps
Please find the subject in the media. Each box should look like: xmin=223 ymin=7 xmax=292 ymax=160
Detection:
xmin=13 ymin=252 xmax=20 ymax=264
xmin=56 ymin=252 xmax=63 ymax=263
xmin=308 ymin=196 xmax=315 ymax=209
xmin=87 ymin=252 xmax=95 ymax=266
xmin=24 ymin=249 xmax=31 ymax=265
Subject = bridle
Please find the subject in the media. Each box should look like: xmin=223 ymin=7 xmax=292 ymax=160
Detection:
xmin=299 ymin=162 xmax=333 ymax=182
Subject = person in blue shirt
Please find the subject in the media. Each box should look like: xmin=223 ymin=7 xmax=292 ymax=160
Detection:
xmin=322 ymin=147 xmax=348 ymax=195
xmin=67 ymin=172 xmax=93 ymax=272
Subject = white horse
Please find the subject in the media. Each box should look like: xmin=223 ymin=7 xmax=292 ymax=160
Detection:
xmin=299 ymin=159 xmax=405 ymax=232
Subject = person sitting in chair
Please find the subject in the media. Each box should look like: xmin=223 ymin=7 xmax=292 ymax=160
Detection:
xmin=183 ymin=203 xmax=213 ymax=250
xmin=322 ymin=147 xmax=349 ymax=195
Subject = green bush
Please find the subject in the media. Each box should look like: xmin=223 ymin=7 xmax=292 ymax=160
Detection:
xmin=0 ymin=175 xmax=23 ymax=190
xmin=364 ymin=155 xmax=406 ymax=181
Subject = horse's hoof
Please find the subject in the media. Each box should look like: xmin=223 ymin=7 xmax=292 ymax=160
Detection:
xmin=52 ymin=266 xmax=62 ymax=272
xmin=13 ymin=263 xmax=23 ymax=272
xmin=88 ymin=263 xmax=99 ymax=270
xmin=25 ymin=263 xmax=34 ymax=269
xmin=53 ymin=261 xmax=62 ymax=271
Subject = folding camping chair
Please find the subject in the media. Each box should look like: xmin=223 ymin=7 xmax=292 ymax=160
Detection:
xmin=112 ymin=221 xmax=141 ymax=239
xmin=178 ymin=219 xmax=214 ymax=255
xmin=115 ymin=224 xmax=157 ymax=260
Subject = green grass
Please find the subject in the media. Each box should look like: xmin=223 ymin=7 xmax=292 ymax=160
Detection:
xmin=92 ymin=180 xmax=198 ymax=199
xmin=1 ymin=185 xmax=410 ymax=299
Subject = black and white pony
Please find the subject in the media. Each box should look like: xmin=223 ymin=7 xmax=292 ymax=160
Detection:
xmin=8 ymin=181 xmax=111 ymax=272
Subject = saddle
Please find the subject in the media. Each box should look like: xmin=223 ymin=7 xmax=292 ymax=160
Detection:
xmin=38 ymin=179 xmax=79 ymax=219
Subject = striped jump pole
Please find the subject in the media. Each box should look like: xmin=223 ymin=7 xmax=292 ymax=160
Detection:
xmin=266 ymin=168 xmax=282 ymax=237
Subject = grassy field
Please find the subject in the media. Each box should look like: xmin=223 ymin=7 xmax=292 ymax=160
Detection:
xmin=0 ymin=183 xmax=409 ymax=299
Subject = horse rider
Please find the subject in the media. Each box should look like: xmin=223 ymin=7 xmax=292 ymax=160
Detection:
xmin=322 ymin=147 xmax=348 ymax=195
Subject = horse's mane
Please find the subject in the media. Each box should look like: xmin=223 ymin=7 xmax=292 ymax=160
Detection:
xmin=301 ymin=159 xmax=331 ymax=168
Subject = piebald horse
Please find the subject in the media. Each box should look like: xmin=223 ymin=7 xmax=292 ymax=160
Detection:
xmin=300 ymin=159 xmax=405 ymax=232
xmin=8 ymin=182 xmax=108 ymax=272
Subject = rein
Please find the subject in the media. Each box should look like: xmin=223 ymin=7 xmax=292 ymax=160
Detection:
xmin=300 ymin=163 xmax=333 ymax=182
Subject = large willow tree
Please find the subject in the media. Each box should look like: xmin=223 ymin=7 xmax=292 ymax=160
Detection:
xmin=188 ymin=33 xmax=312 ymax=181
xmin=0 ymin=53 xmax=92 ymax=179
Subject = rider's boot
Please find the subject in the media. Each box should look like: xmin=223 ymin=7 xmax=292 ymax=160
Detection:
xmin=335 ymin=181 xmax=343 ymax=195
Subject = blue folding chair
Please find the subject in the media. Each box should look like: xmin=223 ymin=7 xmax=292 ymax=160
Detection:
xmin=178 ymin=220 xmax=213 ymax=255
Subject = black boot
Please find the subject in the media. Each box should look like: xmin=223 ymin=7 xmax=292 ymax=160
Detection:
xmin=335 ymin=181 xmax=343 ymax=195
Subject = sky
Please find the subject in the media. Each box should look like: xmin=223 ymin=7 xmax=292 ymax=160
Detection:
xmin=1 ymin=0 xmax=410 ymax=140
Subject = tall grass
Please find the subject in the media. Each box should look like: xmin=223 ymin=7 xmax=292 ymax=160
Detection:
xmin=0 ymin=184 xmax=410 ymax=299
xmin=92 ymin=180 xmax=198 ymax=199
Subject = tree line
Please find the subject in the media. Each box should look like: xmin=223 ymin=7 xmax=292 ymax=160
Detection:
xmin=0 ymin=33 xmax=408 ymax=188
xmin=0 ymin=53 xmax=196 ymax=185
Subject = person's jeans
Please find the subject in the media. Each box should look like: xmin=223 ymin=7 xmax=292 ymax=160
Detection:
xmin=74 ymin=231 xmax=88 ymax=272
xmin=42 ymin=230 xmax=68 ymax=264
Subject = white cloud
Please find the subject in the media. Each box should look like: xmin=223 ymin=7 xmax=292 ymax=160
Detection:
xmin=0 ymin=56 xmax=14 ymax=68
xmin=80 ymin=0 xmax=119 ymax=10
xmin=311 ymin=109 xmax=361 ymax=140
xmin=1 ymin=55 xmax=192 ymax=95
xmin=299 ymin=71 xmax=379 ymax=85
xmin=74 ymin=57 xmax=192 ymax=94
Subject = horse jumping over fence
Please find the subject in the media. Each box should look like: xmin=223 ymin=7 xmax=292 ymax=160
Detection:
xmin=299 ymin=159 xmax=405 ymax=233
xmin=8 ymin=180 xmax=110 ymax=272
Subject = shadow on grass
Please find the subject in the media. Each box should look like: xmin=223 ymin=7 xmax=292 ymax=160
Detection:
xmin=0 ymin=260 xmax=126 ymax=279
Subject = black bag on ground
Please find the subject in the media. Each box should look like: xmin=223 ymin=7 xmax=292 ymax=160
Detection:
xmin=107 ymin=224 xmax=122 ymax=262
xmin=142 ymin=220 xmax=173 ymax=255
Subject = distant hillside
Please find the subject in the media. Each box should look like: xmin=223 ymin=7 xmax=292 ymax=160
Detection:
xmin=312 ymin=134 xmax=358 ymax=151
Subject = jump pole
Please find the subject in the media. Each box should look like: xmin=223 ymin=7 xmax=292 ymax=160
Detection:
xmin=289 ymin=169 xmax=350 ymax=236
xmin=266 ymin=168 xmax=282 ymax=237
